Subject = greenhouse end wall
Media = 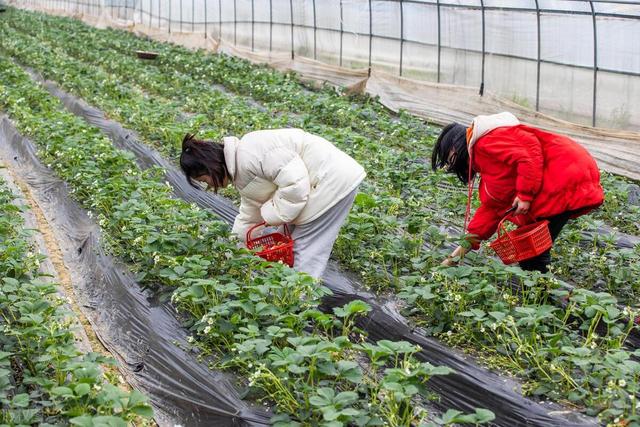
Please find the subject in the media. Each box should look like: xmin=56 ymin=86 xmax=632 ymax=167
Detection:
xmin=11 ymin=0 xmax=640 ymax=131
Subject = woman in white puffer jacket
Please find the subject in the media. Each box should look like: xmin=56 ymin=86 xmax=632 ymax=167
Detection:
xmin=179 ymin=128 xmax=366 ymax=279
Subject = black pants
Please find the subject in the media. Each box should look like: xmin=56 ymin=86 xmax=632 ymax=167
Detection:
xmin=518 ymin=211 xmax=574 ymax=273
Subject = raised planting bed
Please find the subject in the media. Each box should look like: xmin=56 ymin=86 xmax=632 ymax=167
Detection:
xmin=0 ymin=167 xmax=153 ymax=426
xmin=1 ymin=9 xmax=639 ymax=424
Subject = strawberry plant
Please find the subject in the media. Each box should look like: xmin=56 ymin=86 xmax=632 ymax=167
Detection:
xmin=0 ymin=48 xmax=488 ymax=426
xmin=0 ymin=175 xmax=153 ymax=425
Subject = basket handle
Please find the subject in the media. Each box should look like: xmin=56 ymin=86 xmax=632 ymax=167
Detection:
xmin=496 ymin=215 xmax=513 ymax=239
xmin=246 ymin=221 xmax=267 ymax=243
xmin=496 ymin=207 xmax=536 ymax=239
xmin=246 ymin=222 xmax=292 ymax=242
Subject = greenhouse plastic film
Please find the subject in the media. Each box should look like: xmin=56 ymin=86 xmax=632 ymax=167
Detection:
xmin=0 ymin=116 xmax=271 ymax=427
xmin=9 ymin=0 xmax=640 ymax=181
xmin=219 ymin=42 xmax=640 ymax=182
xmin=32 ymin=72 xmax=603 ymax=427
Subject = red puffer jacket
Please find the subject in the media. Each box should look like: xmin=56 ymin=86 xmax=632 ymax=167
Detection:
xmin=467 ymin=123 xmax=604 ymax=246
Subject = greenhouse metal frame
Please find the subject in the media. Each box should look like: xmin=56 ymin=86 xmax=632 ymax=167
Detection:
xmin=17 ymin=0 xmax=640 ymax=130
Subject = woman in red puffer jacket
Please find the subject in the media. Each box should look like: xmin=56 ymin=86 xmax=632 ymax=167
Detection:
xmin=432 ymin=112 xmax=604 ymax=273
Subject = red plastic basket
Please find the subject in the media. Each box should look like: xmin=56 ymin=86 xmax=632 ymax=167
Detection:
xmin=246 ymin=222 xmax=294 ymax=267
xmin=489 ymin=215 xmax=552 ymax=265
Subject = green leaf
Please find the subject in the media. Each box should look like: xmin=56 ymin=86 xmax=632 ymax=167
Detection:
xmin=51 ymin=386 xmax=74 ymax=397
xmin=440 ymin=409 xmax=461 ymax=424
xmin=333 ymin=300 xmax=371 ymax=318
xmin=355 ymin=193 xmax=376 ymax=209
xmin=131 ymin=405 xmax=154 ymax=418
xmin=310 ymin=388 xmax=333 ymax=407
xmin=70 ymin=416 xmax=94 ymax=427
xmin=459 ymin=311 xmax=476 ymax=317
xmin=91 ymin=416 xmax=128 ymax=427
xmin=377 ymin=340 xmax=416 ymax=355
xmin=472 ymin=408 xmax=496 ymax=423
xmin=340 ymin=407 xmax=361 ymax=417
xmin=127 ymin=389 xmax=148 ymax=407
xmin=321 ymin=407 xmax=340 ymax=421
xmin=488 ymin=311 xmax=506 ymax=321
xmin=271 ymin=412 xmax=301 ymax=427
xmin=287 ymin=364 xmax=308 ymax=374
xmin=12 ymin=393 xmax=29 ymax=408
xmin=334 ymin=391 xmax=358 ymax=407
xmin=470 ymin=309 xmax=486 ymax=318
xmin=3 ymin=278 xmax=19 ymax=287
xmin=75 ymin=383 xmax=91 ymax=397
xmin=337 ymin=360 xmax=363 ymax=383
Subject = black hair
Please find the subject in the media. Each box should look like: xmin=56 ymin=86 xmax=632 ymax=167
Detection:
xmin=431 ymin=123 xmax=475 ymax=184
xmin=179 ymin=133 xmax=230 ymax=192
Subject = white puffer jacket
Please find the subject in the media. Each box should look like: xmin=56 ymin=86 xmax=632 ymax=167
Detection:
xmin=224 ymin=129 xmax=366 ymax=241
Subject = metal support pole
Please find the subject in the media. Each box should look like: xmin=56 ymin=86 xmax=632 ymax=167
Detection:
xmin=233 ymin=0 xmax=237 ymax=45
xmin=399 ymin=0 xmax=404 ymax=76
xmin=269 ymin=0 xmax=273 ymax=51
xmin=218 ymin=0 xmax=222 ymax=40
xmin=589 ymin=0 xmax=598 ymax=127
xmin=180 ymin=0 xmax=183 ymax=32
xmin=437 ymin=0 xmax=441 ymax=82
xmin=149 ymin=0 xmax=152 ymax=27
xmin=312 ymin=0 xmax=317 ymax=60
xmin=289 ymin=0 xmax=294 ymax=59
xmin=251 ymin=0 xmax=255 ymax=51
xmin=204 ymin=0 xmax=207 ymax=37
xmin=339 ymin=0 xmax=343 ymax=66
xmin=168 ymin=0 xmax=172 ymax=32
xmin=192 ymin=0 xmax=195 ymax=32
xmin=479 ymin=0 xmax=485 ymax=96
xmin=368 ymin=0 xmax=372 ymax=75
xmin=158 ymin=0 xmax=161 ymax=30
xmin=535 ymin=0 xmax=540 ymax=111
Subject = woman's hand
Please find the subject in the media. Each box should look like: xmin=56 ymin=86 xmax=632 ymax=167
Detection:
xmin=441 ymin=245 xmax=466 ymax=267
xmin=441 ymin=256 xmax=458 ymax=267
xmin=441 ymin=234 xmax=480 ymax=267
xmin=512 ymin=196 xmax=531 ymax=216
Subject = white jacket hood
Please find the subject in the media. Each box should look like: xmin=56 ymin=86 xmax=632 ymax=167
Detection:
xmin=223 ymin=136 xmax=240 ymax=178
xmin=468 ymin=112 xmax=520 ymax=154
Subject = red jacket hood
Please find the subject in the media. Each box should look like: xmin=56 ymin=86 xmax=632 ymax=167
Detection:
xmin=467 ymin=112 xmax=521 ymax=154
